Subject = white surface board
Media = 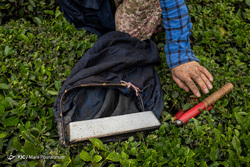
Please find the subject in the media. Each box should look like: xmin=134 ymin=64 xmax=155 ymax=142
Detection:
xmin=67 ymin=111 xmax=161 ymax=142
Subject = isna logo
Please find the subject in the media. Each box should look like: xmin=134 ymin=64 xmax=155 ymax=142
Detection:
xmin=7 ymin=153 xmax=15 ymax=161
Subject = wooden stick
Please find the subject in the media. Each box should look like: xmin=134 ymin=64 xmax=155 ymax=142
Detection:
xmin=203 ymin=83 xmax=234 ymax=107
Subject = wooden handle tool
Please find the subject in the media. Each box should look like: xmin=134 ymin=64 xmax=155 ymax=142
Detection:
xmin=175 ymin=83 xmax=234 ymax=125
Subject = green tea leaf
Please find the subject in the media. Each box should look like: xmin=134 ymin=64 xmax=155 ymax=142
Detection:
xmin=0 ymin=83 xmax=10 ymax=90
xmin=23 ymin=140 xmax=37 ymax=155
xmin=4 ymin=46 xmax=11 ymax=56
xmin=244 ymin=133 xmax=250 ymax=147
xmin=232 ymin=136 xmax=242 ymax=155
xmin=44 ymin=10 xmax=54 ymax=15
xmin=47 ymin=89 xmax=58 ymax=95
xmin=21 ymin=34 xmax=29 ymax=43
xmin=52 ymin=165 xmax=61 ymax=167
xmin=213 ymin=128 xmax=221 ymax=142
xmin=27 ymin=4 xmax=33 ymax=12
xmin=183 ymin=103 xmax=193 ymax=111
xmin=89 ymin=138 xmax=106 ymax=151
xmin=121 ymin=151 xmax=129 ymax=159
xmin=209 ymin=162 xmax=220 ymax=167
xmin=25 ymin=121 xmax=31 ymax=129
xmin=29 ymin=127 xmax=41 ymax=137
xmin=0 ymin=132 xmax=7 ymax=139
xmin=185 ymin=157 xmax=195 ymax=167
xmin=2 ymin=65 xmax=6 ymax=73
xmin=5 ymin=97 xmax=19 ymax=107
xmin=172 ymin=91 xmax=179 ymax=99
xmin=158 ymin=124 xmax=166 ymax=136
xmin=121 ymin=159 xmax=137 ymax=167
xmin=246 ymin=0 xmax=250 ymax=6
xmin=12 ymin=137 xmax=22 ymax=151
xmin=55 ymin=81 xmax=61 ymax=91
xmin=219 ymin=161 xmax=229 ymax=167
xmin=106 ymin=151 xmax=121 ymax=162
xmin=234 ymin=112 xmax=244 ymax=126
xmin=199 ymin=161 xmax=208 ymax=167
xmin=210 ymin=147 xmax=218 ymax=162
xmin=28 ymin=161 xmax=38 ymax=167
xmin=21 ymin=131 xmax=37 ymax=145
xmin=3 ymin=116 xmax=19 ymax=127
xmin=55 ymin=8 xmax=62 ymax=18
xmin=62 ymin=155 xmax=71 ymax=167
xmin=80 ymin=151 xmax=91 ymax=162
xmin=29 ymin=0 xmax=36 ymax=7
xmin=34 ymin=17 xmax=42 ymax=25
xmin=234 ymin=129 xmax=240 ymax=138
xmin=92 ymin=155 xmax=102 ymax=163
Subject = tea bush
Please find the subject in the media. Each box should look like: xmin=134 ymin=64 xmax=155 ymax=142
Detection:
xmin=0 ymin=9 xmax=97 ymax=166
xmin=0 ymin=0 xmax=58 ymax=25
xmin=0 ymin=0 xmax=249 ymax=166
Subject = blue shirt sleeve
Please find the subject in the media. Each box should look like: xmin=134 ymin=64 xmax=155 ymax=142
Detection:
xmin=159 ymin=0 xmax=200 ymax=69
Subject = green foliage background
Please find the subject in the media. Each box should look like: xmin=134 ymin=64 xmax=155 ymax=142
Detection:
xmin=0 ymin=0 xmax=249 ymax=166
xmin=0 ymin=0 xmax=57 ymax=25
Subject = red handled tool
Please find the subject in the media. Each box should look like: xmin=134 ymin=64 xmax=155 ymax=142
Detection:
xmin=174 ymin=97 xmax=214 ymax=121
xmin=174 ymin=83 xmax=234 ymax=126
xmin=174 ymin=96 xmax=198 ymax=120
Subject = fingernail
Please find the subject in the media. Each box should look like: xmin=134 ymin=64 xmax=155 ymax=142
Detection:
xmin=208 ymin=84 xmax=213 ymax=89
xmin=210 ymin=77 xmax=213 ymax=82
xmin=204 ymin=88 xmax=209 ymax=94
xmin=196 ymin=92 xmax=201 ymax=97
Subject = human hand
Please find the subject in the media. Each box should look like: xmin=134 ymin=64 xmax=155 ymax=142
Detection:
xmin=171 ymin=61 xmax=213 ymax=97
